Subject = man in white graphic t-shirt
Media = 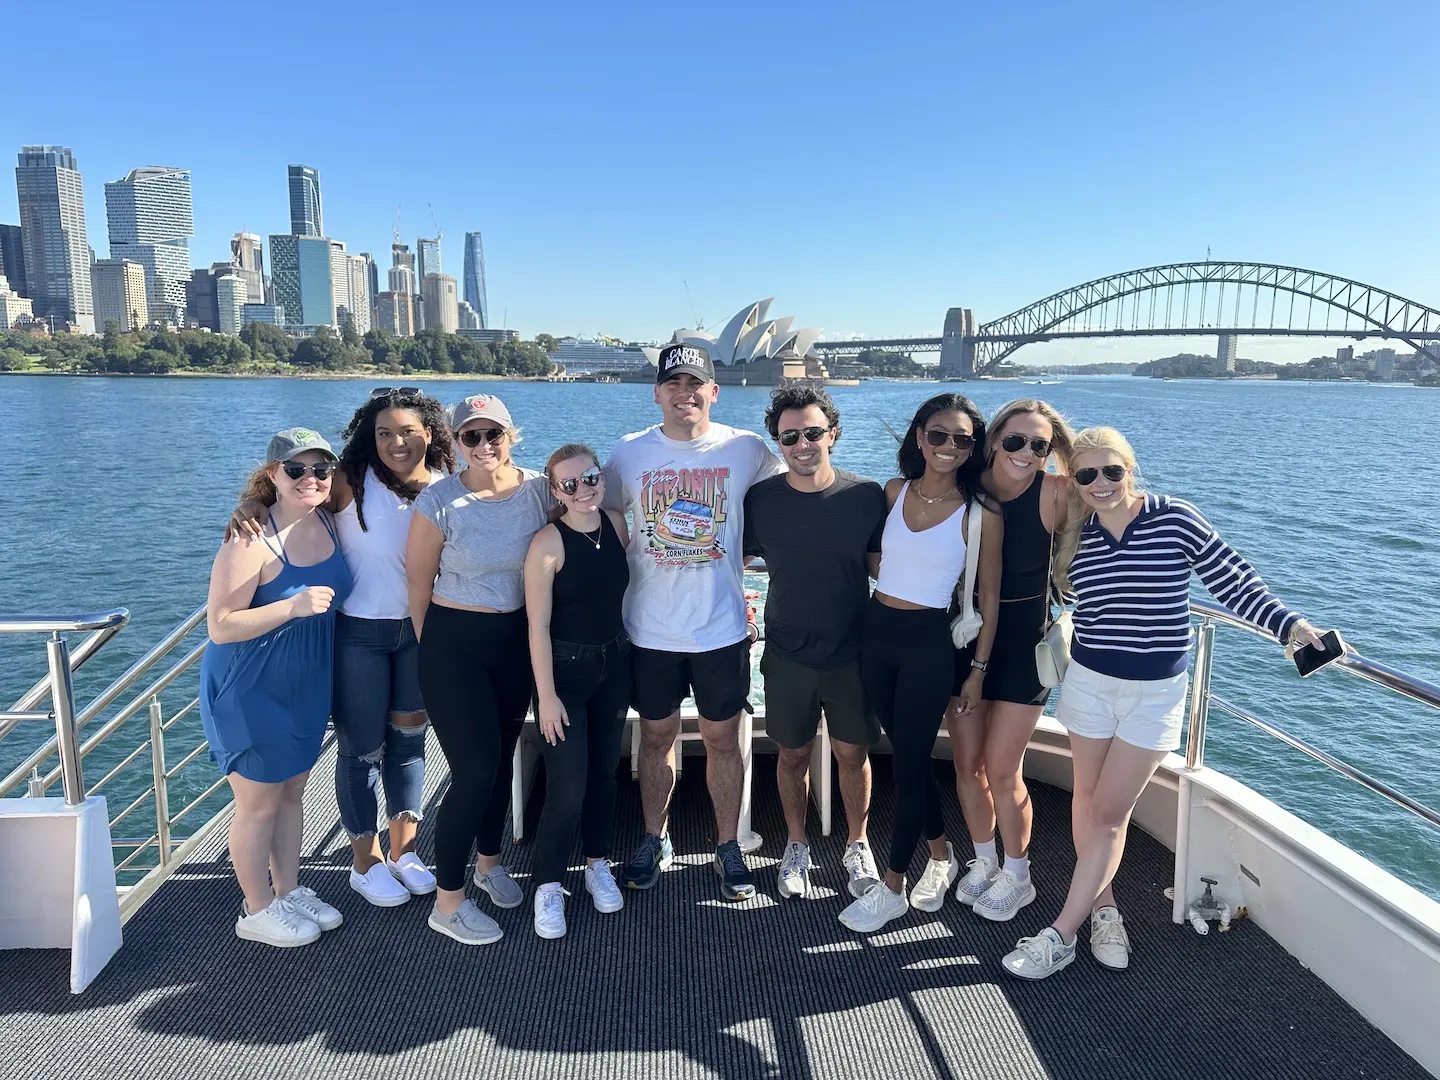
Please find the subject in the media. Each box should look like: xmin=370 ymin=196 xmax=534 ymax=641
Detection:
xmin=603 ymin=342 xmax=782 ymax=902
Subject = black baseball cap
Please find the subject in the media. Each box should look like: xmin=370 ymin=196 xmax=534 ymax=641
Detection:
xmin=656 ymin=342 xmax=715 ymax=384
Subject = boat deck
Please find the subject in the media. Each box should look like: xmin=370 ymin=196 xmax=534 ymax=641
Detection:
xmin=1 ymin=736 xmax=1428 ymax=1080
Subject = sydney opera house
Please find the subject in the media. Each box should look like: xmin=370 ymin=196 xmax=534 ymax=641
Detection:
xmin=637 ymin=298 xmax=833 ymax=385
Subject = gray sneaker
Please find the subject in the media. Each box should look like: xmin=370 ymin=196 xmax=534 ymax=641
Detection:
xmin=473 ymin=864 xmax=524 ymax=909
xmin=428 ymin=898 xmax=503 ymax=946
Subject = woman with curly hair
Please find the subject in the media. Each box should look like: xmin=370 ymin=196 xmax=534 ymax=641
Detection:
xmin=230 ymin=387 xmax=456 ymax=909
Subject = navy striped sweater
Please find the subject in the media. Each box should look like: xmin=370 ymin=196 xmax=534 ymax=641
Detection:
xmin=1067 ymin=493 xmax=1301 ymax=680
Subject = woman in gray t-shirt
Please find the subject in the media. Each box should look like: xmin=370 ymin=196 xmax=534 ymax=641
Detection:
xmin=406 ymin=393 xmax=554 ymax=946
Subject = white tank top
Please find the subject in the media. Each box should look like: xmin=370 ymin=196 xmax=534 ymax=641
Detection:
xmin=873 ymin=482 xmax=970 ymax=609
xmin=335 ymin=467 xmax=441 ymax=620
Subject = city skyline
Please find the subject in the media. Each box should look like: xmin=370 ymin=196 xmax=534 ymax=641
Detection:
xmin=4 ymin=2 xmax=1440 ymax=362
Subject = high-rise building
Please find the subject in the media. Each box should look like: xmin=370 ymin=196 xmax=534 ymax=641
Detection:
xmin=347 ymin=253 xmax=372 ymax=334
xmin=230 ymin=232 xmax=265 ymax=305
xmin=216 ymin=273 xmax=246 ymax=335
xmin=1215 ymin=333 xmax=1237 ymax=372
xmin=0 ymin=272 xmax=34 ymax=329
xmin=375 ymin=291 xmax=414 ymax=337
xmin=457 ymin=300 xmax=480 ymax=330
xmin=463 ymin=232 xmax=488 ymax=329
xmin=361 ymin=253 xmax=379 ymax=306
xmin=287 ymin=165 xmax=323 ymax=237
xmin=0 ymin=224 xmax=25 ymax=297
xmin=241 ymin=302 xmax=284 ymax=326
xmin=422 ymin=272 xmax=458 ymax=333
xmin=93 ymin=259 xmax=148 ymax=332
xmin=186 ymin=267 xmax=219 ymax=330
xmin=329 ymin=240 xmax=351 ymax=327
xmin=104 ymin=166 xmax=193 ymax=327
xmin=15 ymin=145 xmax=95 ymax=333
xmin=269 ymin=234 xmax=334 ymax=330
xmin=416 ymin=236 xmax=440 ymax=295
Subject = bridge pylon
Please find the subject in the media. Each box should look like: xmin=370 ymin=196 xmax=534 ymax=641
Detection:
xmin=940 ymin=308 xmax=977 ymax=377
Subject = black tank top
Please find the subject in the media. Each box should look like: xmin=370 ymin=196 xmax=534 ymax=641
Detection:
xmin=985 ymin=472 xmax=1052 ymax=601
xmin=550 ymin=513 xmax=630 ymax=645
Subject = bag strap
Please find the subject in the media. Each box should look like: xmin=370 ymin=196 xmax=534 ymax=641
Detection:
xmin=1040 ymin=480 xmax=1058 ymax=633
xmin=960 ymin=499 xmax=982 ymax=621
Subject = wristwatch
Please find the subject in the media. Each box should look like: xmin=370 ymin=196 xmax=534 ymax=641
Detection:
xmin=971 ymin=659 xmax=989 ymax=673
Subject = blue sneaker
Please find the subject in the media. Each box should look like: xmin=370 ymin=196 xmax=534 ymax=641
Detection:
xmin=714 ymin=839 xmax=756 ymax=902
xmin=620 ymin=833 xmax=674 ymax=890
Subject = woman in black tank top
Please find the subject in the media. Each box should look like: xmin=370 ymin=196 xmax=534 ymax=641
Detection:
xmin=522 ymin=444 xmax=632 ymax=940
xmin=944 ymin=400 xmax=1078 ymax=925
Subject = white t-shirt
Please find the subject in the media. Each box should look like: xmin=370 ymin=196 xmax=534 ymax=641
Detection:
xmin=604 ymin=422 xmax=783 ymax=652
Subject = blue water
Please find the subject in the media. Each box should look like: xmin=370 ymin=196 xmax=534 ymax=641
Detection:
xmin=3 ymin=374 xmax=1438 ymax=898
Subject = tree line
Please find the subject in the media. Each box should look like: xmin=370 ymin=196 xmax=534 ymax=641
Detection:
xmin=0 ymin=322 xmax=554 ymax=378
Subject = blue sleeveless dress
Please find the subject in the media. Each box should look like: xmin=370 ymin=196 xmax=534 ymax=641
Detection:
xmin=200 ymin=511 xmax=353 ymax=783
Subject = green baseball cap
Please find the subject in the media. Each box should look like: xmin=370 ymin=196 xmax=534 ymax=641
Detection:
xmin=266 ymin=427 xmax=338 ymax=464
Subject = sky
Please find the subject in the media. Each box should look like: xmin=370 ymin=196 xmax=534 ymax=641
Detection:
xmin=6 ymin=0 xmax=1440 ymax=365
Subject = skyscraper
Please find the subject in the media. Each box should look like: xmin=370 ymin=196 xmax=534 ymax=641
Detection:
xmin=329 ymin=240 xmax=351 ymax=327
xmin=15 ymin=145 xmax=94 ymax=333
xmin=92 ymin=259 xmax=147 ymax=332
xmin=269 ymin=234 xmax=334 ymax=329
xmin=230 ymin=232 xmax=265 ymax=305
xmin=361 ymin=253 xmax=379 ymax=306
xmin=216 ymin=273 xmax=246 ymax=336
xmin=416 ymin=236 xmax=440 ymax=295
xmin=422 ymin=272 xmax=458 ymax=333
xmin=0 ymin=223 xmax=25 ymax=297
xmin=347 ymin=253 xmax=372 ymax=334
xmin=105 ymin=166 xmax=193 ymax=327
xmin=375 ymin=291 xmax=414 ymax=337
xmin=463 ymin=232 xmax=488 ymax=329
xmin=457 ymin=300 xmax=480 ymax=330
xmin=287 ymin=165 xmax=323 ymax=237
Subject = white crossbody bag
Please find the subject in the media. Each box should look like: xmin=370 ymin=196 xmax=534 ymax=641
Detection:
xmin=949 ymin=502 xmax=985 ymax=649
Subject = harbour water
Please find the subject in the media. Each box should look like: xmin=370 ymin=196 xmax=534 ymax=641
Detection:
xmin=2 ymin=373 xmax=1437 ymax=898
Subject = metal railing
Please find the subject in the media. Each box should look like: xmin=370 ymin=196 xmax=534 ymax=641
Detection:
xmin=1 ymin=604 xmax=222 ymax=884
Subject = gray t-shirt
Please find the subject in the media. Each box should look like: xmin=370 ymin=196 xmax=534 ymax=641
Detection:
xmin=414 ymin=470 xmax=554 ymax=611
xmin=743 ymin=470 xmax=886 ymax=667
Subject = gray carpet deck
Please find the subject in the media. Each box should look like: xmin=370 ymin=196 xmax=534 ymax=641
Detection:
xmin=0 ymin=732 xmax=1428 ymax=1080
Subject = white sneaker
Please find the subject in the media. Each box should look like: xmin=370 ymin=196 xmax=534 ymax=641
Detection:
xmin=386 ymin=853 xmax=438 ymax=895
xmin=776 ymin=841 xmax=811 ymax=900
xmin=841 ymin=839 xmax=881 ymax=899
xmin=838 ymin=881 xmax=908 ymax=933
xmin=474 ymin=864 xmax=525 ymax=909
xmin=585 ymin=861 xmax=624 ymax=914
xmin=954 ymin=855 xmax=1000 ymax=906
xmin=909 ymin=841 xmax=959 ymax=912
xmin=281 ymin=886 xmax=343 ymax=931
xmin=235 ymin=897 xmax=320 ymax=948
xmin=350 ymin=863 xmax=410 ymax=908
xmin=973 ymin=869 xmax=1037 ymax=922
xmin=1002 ymin=927 xmax=1076 ymax=980
xmin=428 ymin=898 xmax=503 ymax=945
xmin=534 ymin=882 xmax=569 ymax=940
xmin=1090 ymin=906 xmax=1131 ymax=970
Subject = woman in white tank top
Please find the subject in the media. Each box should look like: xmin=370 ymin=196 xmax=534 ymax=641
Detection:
xmin=230 ymin=388 xmax=456 ymax=908
xmin=838 ymin=394 xmax=1003 ymax=936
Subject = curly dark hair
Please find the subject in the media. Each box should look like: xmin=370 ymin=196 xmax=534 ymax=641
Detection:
xmin=763 ymin=384 xmax=842 ymax=442
xmin=340 ymin=390 xmax=456 ymax=531
xmin=896 ymin=393 xmax=987 ymax=500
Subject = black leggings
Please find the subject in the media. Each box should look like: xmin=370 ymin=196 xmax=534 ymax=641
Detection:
xmin=417 ymin=604 xmax=532 ymax=892
xmin=861 ymin=598 xmax=953 ymax=877
xmin=532 ymin=634 xmax=631 ymax=886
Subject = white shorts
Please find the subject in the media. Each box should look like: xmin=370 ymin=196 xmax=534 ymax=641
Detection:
xmin=1056 ymin=661 xmax=1190 ymax=752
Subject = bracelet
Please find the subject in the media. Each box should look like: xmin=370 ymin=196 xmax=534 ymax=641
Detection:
xmin=971 ymin=659 xmax=989 ymax=673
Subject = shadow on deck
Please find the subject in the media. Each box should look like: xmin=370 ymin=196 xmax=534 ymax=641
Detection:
xmin=0 ymin=735 xmax=1428 ymax=1080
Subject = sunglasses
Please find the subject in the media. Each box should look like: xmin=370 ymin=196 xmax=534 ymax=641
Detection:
xmin=1074 ymin=465 xmax=1127 ymax=486
xmin=923 ymin=429 xmax=976 ymax=450
xmin=458 ymin=427 xmax=506 ymax=448
xmin=371 ymin=386 xmax=420 ymax=399
xmin=778 ymin=425 xmax=833 ymax=447
xmin=555 ymin=466 xmax=603 ymax=496
xmin=1000 ymin=433 xmax=1052 ymax=457
xmin=280 ymin=460 xmax=337 ymax=481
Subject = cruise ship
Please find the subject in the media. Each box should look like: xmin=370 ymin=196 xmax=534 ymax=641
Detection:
xmin=1 ymin=573 xmax=1437 ymax=1080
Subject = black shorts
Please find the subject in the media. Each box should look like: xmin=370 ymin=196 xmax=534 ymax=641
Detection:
xmin=631 ymin=640 xmax=751 ymax=722
xmin=760 ymin=649 xmax=880 ymax=750
xmin=974 ymin=596 xmax=1050 ymax=707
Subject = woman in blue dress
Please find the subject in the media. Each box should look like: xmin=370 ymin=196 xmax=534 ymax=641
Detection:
xmin=200 ymin=428 xmax=353 ymax=948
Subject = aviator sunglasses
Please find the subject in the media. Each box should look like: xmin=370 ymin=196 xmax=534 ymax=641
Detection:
xmin=1074 ymin=465 xmax=1127 ymax=486
xmin=1000 ymin=433 xmax=1052 ymax=457
xmin=778 ymin=425 xmax=833 ymax=447
xmin=280 ymin=460 xmax=337 ymax=481
xmin=923 ymin=429 xmax=976 ymax=450
xmin=371 ymin=386 xmax=421 ymax=398
xmin=555 ymin=466 xmax=603 ymax=496
xmin=458 ymin=427 xmax=506 ymax=448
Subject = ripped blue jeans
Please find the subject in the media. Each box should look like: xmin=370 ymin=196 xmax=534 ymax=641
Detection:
xmin=333 ymin=613 xmax=428 ymax=838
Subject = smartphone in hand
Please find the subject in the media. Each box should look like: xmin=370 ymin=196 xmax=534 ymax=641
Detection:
xmin=1294 ymin=629 xmax=1345 ymax=678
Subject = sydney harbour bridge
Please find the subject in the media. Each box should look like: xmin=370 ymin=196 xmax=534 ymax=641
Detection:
xmin=812 ymin=261 xmax=1440 ymax=376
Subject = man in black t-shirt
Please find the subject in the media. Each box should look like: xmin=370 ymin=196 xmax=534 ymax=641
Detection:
xmin=744 ymin=383 xmax=887 ymax=903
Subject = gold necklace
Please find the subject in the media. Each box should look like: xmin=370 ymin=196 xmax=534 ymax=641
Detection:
xmin=911 ymin=483 xmax=958 ymax=505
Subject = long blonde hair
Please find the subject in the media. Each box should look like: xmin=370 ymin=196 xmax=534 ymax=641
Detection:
xmin=988 ymin=399 xmax=1078 ymax=474
xmin=1052 ymin=426 xmax=1141 ymax=594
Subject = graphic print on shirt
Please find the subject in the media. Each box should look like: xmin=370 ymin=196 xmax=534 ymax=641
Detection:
xmin=639 ymin=465 xmax=732 ymax=565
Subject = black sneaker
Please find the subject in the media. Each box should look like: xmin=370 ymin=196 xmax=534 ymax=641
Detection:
xmin=620 ymin=833 xmax=674 ymax=890
xmin=714 ymin=839 xmax=756 ymax=901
